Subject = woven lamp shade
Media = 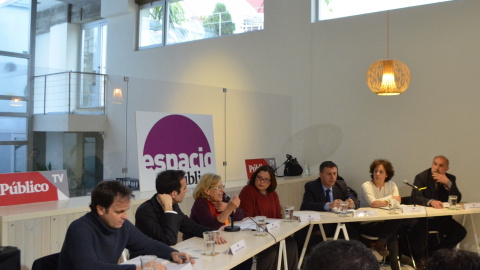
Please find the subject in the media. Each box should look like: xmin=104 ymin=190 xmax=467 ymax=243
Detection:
xmin=367 ymin=59 xmax=410 ymax=95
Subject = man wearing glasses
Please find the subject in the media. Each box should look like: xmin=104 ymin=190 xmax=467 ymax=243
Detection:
xmin=135 ymin=170 xmax=227 ymax=245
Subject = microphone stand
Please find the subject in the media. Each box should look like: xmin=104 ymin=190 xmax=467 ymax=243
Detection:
xmin=405 ymin=179 xmax=430 ymax=263
xmin=224 ymin=212 xmax=240 ymax=232
xmin=224 ymin=194 xmax=240 ymax=232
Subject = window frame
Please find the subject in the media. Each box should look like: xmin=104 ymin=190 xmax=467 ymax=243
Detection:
xmin=0 ymin=0 xmax=35 ymax=172
xmin=312 ymin=0 xmax=454 ymax=21
xmin=137 ymin=0 xmax=264 ymax=50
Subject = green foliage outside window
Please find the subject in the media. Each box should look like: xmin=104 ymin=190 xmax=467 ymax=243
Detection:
xmin=203 ymin=3 xmax=235 ymax=37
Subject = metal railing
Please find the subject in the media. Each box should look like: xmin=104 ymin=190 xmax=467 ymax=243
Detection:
xmin=33 ymin=71 xmax=107 ymax=115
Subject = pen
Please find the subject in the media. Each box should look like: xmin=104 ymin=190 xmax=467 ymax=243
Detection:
xmin=178 ymin=255 xmax=198 ymax=260
xmin=348 ymin=194 xmax=353 ymax=199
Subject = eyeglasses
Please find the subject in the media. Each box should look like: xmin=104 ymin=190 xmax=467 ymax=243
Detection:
xmin=256 ymin=175 xmax=271 ymax=183
xmin=210 ymin=185 xmax=225 ymax=190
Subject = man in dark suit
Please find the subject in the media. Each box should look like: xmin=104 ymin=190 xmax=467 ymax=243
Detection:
xmin=135 ymin=170 xmax=227 ymax=246
xmin=301 ymin=161 xmax=358 ymax=212
xmin=410 ymin=155 xmax=466 ymax=257
xmin=296 ymin=161 xmax=359 ymax=253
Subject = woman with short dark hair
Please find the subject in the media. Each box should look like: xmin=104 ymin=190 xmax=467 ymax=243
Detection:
xmin=360 ymin=159 xmax=401 ymax=270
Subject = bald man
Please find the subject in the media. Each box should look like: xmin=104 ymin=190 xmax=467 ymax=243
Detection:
xmin=410 ymin=156 xmax=466 ymax=262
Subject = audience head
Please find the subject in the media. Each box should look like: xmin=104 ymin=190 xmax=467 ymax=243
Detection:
xmin=432 ymin=155 xmax=449 ymax=174
xmin=369 ymin=159 xmax=394 ymax=182
xmin=248 ymin=165 xmax=277 ymax=194
xmin=89 ymin=181 xmax=134 ymax=229
xmin=303 ymin=239 xmax=379 ymax=270
xmin=156 ymin=170 xmax=188 ymax=203
xmin=193 ymin=173 xmax=224 ymax=201
xmin=319 ymin=161 xmax=338 ymax=189
xmin=426 ymin=249 xmax=480 ymax=270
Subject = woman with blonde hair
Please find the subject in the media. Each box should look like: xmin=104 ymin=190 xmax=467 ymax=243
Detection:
xmin=190 ymin=173 xmax=252 ymax=270
xmin=190 ymin=173 xmax=244 ymax=230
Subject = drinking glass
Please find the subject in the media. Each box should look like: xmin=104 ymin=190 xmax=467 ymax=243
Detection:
xmin=448 ymin=195 xmax=458 ymax=209
xmin=284 ymin=205 xmax=294 ymax=222
xmin=203 ymin=231 xmax=217 ymax=255
xmin=339 ymin=201 xmax=348 ymax=217
xmin=140 ymin=255 xmax=156 ymax=270
xmin=388 ymin=198 xmax=398 ymax=214
xmin=255 ymin=216 xmax=267 ymax=236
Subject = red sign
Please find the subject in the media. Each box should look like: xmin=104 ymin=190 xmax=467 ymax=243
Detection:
xmin=0 ymin=171 xmax=69 ymax=206
xmin=244 ymin=158 xmax=276 ymax=179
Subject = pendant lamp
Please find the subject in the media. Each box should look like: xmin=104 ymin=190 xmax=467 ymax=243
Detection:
xmin=367 ymin=11 xmax=410 ymax=96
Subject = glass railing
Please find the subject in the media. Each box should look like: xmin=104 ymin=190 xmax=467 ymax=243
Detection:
xmin=33 ymin=71 xmax=107 ymax=115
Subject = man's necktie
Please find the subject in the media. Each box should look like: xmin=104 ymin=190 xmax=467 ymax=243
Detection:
xmin=326 ymin=189 xmax=331 ymax=202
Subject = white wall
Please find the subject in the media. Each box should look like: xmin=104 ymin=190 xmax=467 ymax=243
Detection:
xmin=101 ymin=0 xmax=480 ymax=203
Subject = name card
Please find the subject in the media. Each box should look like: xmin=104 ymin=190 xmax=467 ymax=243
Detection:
xmin=266 ymin=220 xmax=281 ymax=232
xmin=402 ymin=206 xmax=426 ymax=213
xmin=354 ymin=209 xmax=378 ymax=217
xmin=298 ymin=213 xmax=321 ymax=222
xmin=228 ymin=239 xmax=247 ymax=255
xmin=464 ymin=203 xmax=480 ymax=210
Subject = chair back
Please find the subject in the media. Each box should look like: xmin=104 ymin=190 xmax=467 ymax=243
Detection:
xmin=401 ymin=196 xmax=411 ymax=205
xmin=32 ymin=253 xmax=59 ymax=270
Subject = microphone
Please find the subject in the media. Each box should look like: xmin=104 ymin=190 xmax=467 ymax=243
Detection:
xmin=224 ymin=194 xmax=240 ymax=232
xmin=403 ymin=179 xmax=419 ymax=190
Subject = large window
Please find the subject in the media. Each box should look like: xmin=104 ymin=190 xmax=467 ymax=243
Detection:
xmin=0 ymin=0 xmax=32 ymax=173
xmin=80 ymin=20 xmax=107 ymax=108
xmin=138 ymin=0 xmax=264 ymax=49
xmin=314 ymin=0 xmax=454 ymax=21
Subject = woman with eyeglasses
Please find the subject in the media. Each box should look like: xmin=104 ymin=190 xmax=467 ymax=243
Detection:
xmin=190 ymin=173 xmax=252 ymax=270
xmin=190 ymin=173 xmax=245 ymax=230
xmin=239 ymin=165 xmax=299 ymax=270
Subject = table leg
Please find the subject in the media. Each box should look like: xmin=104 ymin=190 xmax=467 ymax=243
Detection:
xmin=468 ymin=214 xmax=480 ymax=253
xmin=333 ymin=223 xmax=349 ymax=240
xmin=277 ymin=239 xmax=288 ymax=270
xmin=297 ymin=224 xmax=313 ymax=270
xmin=319 ymin=224 xmax=327 ymax=241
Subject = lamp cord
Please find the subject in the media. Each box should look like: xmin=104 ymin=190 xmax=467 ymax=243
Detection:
xmin=387 ymin=11 xmax=390 ymax=59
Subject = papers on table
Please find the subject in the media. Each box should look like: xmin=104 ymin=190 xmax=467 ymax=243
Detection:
xmin=121 ymin=257 xmax=194 ymax=270
xmin=353 ymin=209 xmax=378 ymax=217
xmin=234 ymin=218 xmax=281 ymax=231
xmin=402 ymin=205 xmax=426 ymax=214
xmin=379 ymin=204 xmax=408 ymax=211
xmin=297 ymin=212 xmax=321 ymax=222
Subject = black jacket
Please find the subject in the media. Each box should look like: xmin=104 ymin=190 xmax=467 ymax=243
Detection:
xmin=135 ymin=194 xmax=210 ymax=246
xmin=412 ymin=168 xmax=462 ymax=206
xmin=300 ymin=177 xmax=359 ymax=211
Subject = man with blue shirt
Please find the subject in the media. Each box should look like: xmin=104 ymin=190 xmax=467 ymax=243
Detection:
xmin=301 ymin=161 xmax=358 ymax=212
xmin=296 ymin=161 xmax=359 ymax=253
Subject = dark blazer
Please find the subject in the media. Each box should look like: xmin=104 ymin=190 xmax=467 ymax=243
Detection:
xmin=300 ymin=177 xmax=359 ymax=211
xmin=135 ymin=194 xmax=210 ymax=246
xmin=413 ymin=168 xmax=462 ymax=206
